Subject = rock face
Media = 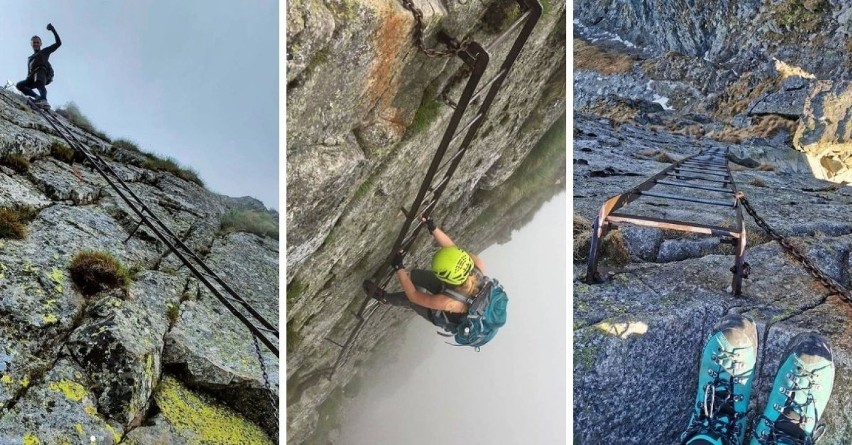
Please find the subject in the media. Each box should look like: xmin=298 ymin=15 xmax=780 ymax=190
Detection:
xmin=575 ymin=4 xmax=852 ymax=440
xmin=0 ymin=90 xmax=278 ymax=443
xmin=794 ymin=80 xmax=852 ymax=183
xmin=286 ymin=0 xmax=566 ymax=441
xmin=574 ymin=115 xmax=852 ymax=443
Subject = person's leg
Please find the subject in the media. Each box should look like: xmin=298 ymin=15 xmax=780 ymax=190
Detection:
xmin=750 ymin=333 xmax=834 ymax=445
xmin=364 ymin=270 xmax=439 ymax=323
xmin=32 ymin=73 xmax=46 ymax=101
xmin=16 ymin=79 xmax=38 ymax=99
xmin=680 ymin=314 xmax=758 ymax=445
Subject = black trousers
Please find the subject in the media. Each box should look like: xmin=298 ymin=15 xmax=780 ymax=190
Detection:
xmin=17 ymin=73 xmax=47 ymax=100
xmin=384 ymin=269 xmax=444 ymax=323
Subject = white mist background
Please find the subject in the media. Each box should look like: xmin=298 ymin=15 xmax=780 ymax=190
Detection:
xmin=338 ymin=192 xmax=567 ymax=444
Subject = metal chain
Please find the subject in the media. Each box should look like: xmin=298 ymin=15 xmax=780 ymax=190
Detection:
xmin=400 ymin=0 xmax=470 ymax=57
xmin=736 ymin=192 xmax=852 ymax=302
xmin=252 ymin=334 xmax=280 ymax=436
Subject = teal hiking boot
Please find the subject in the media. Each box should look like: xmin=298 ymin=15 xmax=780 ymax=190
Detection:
xmin=750 ymin=333 xmax=834 ymax=445
xmin=681 ymin=314 xmax=758 ymax=445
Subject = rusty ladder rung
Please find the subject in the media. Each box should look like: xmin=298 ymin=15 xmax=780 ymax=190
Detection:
xmin=674 ymin=167 xmax=730 ymax=178
xmin=664 ymin=172 xmax=729 ymax=183
xmin=638 ymin=190 xmax=736 ymax=207
xmin=655 ymin=179 xmax=735 ymax=194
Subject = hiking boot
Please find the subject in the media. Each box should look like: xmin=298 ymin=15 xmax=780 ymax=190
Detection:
xmin=680 ymin=314 xmax=758 ymax=445
xmin=750 ymin=333 xmax=834 ymax=445
xmin=362 ymin=280 xmax=386 ymax=303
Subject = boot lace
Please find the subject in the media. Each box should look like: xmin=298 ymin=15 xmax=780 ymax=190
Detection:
xmin=752 ymin=365 xmax=829 ymax=445
xmin=681 ymin=349 xmax=749 ymax=445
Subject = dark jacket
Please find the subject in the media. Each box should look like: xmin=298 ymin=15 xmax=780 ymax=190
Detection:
xmin=28 ymin=30 xmax=61 ymax=79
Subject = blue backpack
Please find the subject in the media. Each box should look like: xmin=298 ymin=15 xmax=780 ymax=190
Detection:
xmin=434 ymin=277 xmax=508 ymax=350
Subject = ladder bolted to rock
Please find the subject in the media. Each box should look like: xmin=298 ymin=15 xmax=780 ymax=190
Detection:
xmin=585 ymin=147 xmax=749 ymax=295
xmin=23 ymin=100 xmax=281 ymax=356
xmin=324 ymin=0 xmax=542 ymax=380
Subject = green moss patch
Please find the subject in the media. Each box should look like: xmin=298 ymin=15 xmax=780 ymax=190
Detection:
xmin=154 ymin=375 xmax=273 ymax=444
xmin=69 ymin=250 xmax=131 ymax=296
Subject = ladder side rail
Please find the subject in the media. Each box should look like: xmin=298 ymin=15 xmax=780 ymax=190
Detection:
xmin=370 ymin=44 xmax=491 ymax=285
xmin=34 ymin=106 xmax=280 ymax=355
xmin=41 ymin=108 xmax=279 ymax=334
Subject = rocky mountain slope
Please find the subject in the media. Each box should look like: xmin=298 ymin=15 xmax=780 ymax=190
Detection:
xmin=574 ymin=3 xmax=852 ymax=443
xmin=0 ymin=91 xmax=279 ymax=444
xmin=286 ymin=0 xmax=566 ymax=441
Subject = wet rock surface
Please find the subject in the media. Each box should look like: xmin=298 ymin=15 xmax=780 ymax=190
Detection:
xmin=0 ymin=89 xmax=278 ymax=443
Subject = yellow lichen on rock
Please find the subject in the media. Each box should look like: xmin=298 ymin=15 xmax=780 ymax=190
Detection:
xmin=0 ymin=375 xmax=13 ymax=385
xmin=49 ymin=379 xmax=88 ymax=402
xmin=154 ymin=376 xmax=272 ymax=444
xmin=43 ymin=314 xmax=59 ymax=325
xmin=22 ymin=433 xmax=41 ymax=445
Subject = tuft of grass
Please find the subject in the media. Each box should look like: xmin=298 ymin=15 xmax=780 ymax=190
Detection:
xmin=655 ymin=152 xmax=675 ymax=164
xmin=50 ymin=141 xmax=75 ymax=164
xmin=0 ymin=209 xmax=27 ymax=239
xmin=757 ymin=163 xmax=776 ymax=171
xmin=601 ymin=231 xmax=631 ymax=266
xmin=55 ymin=102 xmax=111 ymax=141
xmin=220 ymin=209 xmax=278 ymax=239
xmin=573 ymin=213 xmax=593 ymax=261
xmin=574 ymin=38 xmax=635 ymax=75
xmin=1 ymin=153 xmax=30 ymax=173
xmin=112 ymin=138 xmax=204 ymax=187
xmin=706 ymin=115 xmax=798 ymax=143
xmin=584 ymin=97 xmax=638 ymax=125
xmin=112 ymin=138 xmax=142 ymax=153
xmin=141 ymin=156 xmax=204 ymax=187
xmin=750 ymin=178 xmax=767 ymax=187
xmin=68 ymin=250 xmax=131 ymax=296
xmin=711 ymin=72 xmax=781 ymax=120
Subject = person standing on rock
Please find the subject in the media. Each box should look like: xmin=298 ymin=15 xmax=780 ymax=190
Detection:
xmin=363 ymin=215 xmax=507 ymax=347
xmin=16 ymin=23 xmax=61 ymax=108
xmin=679 ymin=313 xmax=835 ymax=445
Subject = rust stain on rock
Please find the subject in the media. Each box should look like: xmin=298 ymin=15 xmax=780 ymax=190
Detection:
xmin=365 ymin=0 xmax=413 ymax=113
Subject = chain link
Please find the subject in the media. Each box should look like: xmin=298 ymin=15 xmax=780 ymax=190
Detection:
xmin=736 ymin=192 xmax=852 ymax=302
xmin=400 ymin=0 xmax=470 ymax=57
xmin=252 ymin=335 xmax=280 ymax=437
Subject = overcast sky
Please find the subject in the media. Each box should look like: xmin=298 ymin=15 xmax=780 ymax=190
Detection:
xmin=0 ymin=1 xmax=279 ymax=209
xmin=339 ymin=192 xmax=568 ymax=444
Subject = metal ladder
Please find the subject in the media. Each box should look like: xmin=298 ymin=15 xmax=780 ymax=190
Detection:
xmin=24 ymin=99 xmax=280 ymax=356
xmin=325 ymin=0 xmax=542 ymax=379
xmin=585 ymin=147 xmax=748 ymax=295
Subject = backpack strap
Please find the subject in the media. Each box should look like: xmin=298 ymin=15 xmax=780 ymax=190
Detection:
xmin=441 ymin=287 xmax=474 ymax=306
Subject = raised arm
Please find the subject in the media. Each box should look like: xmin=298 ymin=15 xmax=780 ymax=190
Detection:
xmin=423 ymin=215 xmax=486 ymax=272
xmin=44 ymin=23 xmax=61 ymax=53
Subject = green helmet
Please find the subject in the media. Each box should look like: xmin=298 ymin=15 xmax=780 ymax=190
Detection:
xmin=432 ymin=246 xmax=474 ymax=285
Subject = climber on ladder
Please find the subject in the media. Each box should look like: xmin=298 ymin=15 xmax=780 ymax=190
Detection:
xmin=17 ymin=23 xmax=61 ymax=108
xmin=363 ymin=215 xmax=508 ymax=348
